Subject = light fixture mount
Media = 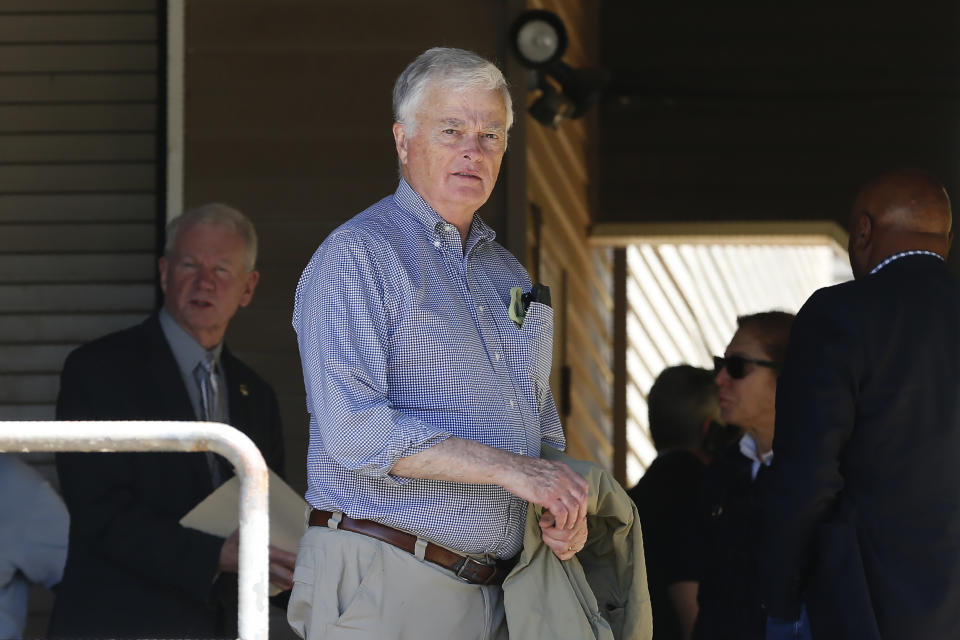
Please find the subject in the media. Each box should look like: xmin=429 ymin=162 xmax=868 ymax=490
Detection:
xmin=509 ymin=9 xmax=568 ymax=69
xmin=509 ymin=9 xmax=609 ymax=128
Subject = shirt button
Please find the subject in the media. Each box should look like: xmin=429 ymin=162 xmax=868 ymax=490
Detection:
xmin=508 ymin=399 xmax=516 ymax=408
xmin=477 ymin=305 xmax=484 ymax=313
xmin=493 ymin=353 xmax=501 ymax=361
xmin=433 ymin=240 xmax=441 ymax=248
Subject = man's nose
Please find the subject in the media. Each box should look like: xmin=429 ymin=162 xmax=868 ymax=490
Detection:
xmin=195 ymin=265 xmax=216 ymax=287
xmin=459 ymin=133 xmax=483 ymax=159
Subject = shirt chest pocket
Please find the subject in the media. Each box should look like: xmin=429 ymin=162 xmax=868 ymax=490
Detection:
xmin=514 ymin=302 xmax=554 ymax=408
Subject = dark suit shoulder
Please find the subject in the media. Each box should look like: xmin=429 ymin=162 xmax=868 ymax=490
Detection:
xmin=795 ymin=256 xmax=960 ymax=363
xmin=805 ymin=255 xmax=956 ymax=311
xmin=798 ymin=278 xmax=862 ymax=317
xmin=629 ymin=450 xmax=704 ymax=506
xmin=59 ymin=316 xmax=161 ymax=397
xmin=64 ymin=316 xmax=158 ymax=369
xmin=57 ymin=315 xmax=192 ymax=422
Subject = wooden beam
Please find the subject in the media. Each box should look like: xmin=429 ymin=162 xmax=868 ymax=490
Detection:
xmin=613 ymin=247 xmax=627 ymax=486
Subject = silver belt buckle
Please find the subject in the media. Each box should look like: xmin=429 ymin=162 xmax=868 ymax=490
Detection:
xmin=455 ymin=556 xmax=492 ymax=584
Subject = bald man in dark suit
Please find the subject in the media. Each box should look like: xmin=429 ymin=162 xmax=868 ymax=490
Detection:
xmin=760 ymin=170 xmax=960 ymax=639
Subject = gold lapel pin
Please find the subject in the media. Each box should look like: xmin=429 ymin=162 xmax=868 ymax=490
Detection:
xmin=239 ymin=384 xmax=250 ymax=397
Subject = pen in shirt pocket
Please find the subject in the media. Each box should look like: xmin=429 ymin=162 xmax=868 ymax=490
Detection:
xmin=508 ymin=284 xmax=551 ymax=327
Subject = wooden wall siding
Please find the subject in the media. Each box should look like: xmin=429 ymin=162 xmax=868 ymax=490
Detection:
xmin=0 ymin=0 xmax=158 ymax=426
xmin=523 ymin=0 xmax=613 ymax=469
xmin=0 ymin=1 xmax=159 ymax=633
xmin=598 ymin=1 xmax=960 ymax=251
xmin=183 ymin=0 xmax=528 ymax=494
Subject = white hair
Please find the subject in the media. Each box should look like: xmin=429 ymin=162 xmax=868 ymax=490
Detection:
xmin=393 ymin=47 xmax=513 ymax=136
xmin=165 ymin=203 xmax=258 ymax=271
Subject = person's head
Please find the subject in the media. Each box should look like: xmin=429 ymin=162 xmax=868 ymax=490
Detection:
xmin=848 ymin=168 xmax=953 ymax=279
xmin=391 ymin=47 xmax=513 ymax=230
xmin=648 ymin=365 xmax=722 ymax=455
xmin=714 ymin=311 xmax=795 ymax=454
xmin=159 ymin=203 xmax=260 ymax=349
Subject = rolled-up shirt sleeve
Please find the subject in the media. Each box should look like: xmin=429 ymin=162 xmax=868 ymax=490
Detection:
xmin=294 ymin=229 xmax=450 ymax=482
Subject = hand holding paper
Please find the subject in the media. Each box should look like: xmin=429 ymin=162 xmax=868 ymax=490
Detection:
xmin=217 ymin=528 xmax=296 ymax=591
xmin=180 ymin=468 xmax=307 ymax=594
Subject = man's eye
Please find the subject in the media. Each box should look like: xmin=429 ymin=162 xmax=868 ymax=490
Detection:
xmin=442 ymin=128 xmax=459 ymax=135
xmin=483 ymin=133 xmax=499 ymax=140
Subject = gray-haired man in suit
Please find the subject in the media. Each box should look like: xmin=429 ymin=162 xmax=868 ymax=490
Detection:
xmin=51 ymin=204 xmax=296 ymax=639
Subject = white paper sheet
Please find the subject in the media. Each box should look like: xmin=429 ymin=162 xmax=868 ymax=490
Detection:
xmin=180 ymin=468 xmax=307 ymax=595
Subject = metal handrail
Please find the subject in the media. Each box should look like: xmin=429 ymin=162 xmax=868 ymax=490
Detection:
xmin=0 ymin=420 xmax=270 ymax=640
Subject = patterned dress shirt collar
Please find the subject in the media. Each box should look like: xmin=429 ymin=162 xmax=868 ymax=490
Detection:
xmin=158 ymin=307 xmax=225 ymax=420
xmin=869 ymin=250 xmax=943 ymax=275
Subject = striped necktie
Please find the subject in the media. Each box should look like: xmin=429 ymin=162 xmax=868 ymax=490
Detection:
xmin=195 ymin=352 xmax=225 ymax=486
xmin=197 ymin=352 xmax=224 ymax=423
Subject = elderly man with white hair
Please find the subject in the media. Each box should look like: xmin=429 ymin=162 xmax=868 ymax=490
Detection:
xmin=51 ymin=203 xmax=293 ymax=639
xmin=289 ymin=47 xmax=590 ymax=639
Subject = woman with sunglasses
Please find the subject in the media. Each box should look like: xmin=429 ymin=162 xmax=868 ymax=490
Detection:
xmin=692 ymin=311 xmax=795 ymax=640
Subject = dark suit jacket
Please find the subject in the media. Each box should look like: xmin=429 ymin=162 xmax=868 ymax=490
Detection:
xmin=760 ymin=255 xmax=960 ymax=640
xmin=694 ymin=444 xmax=768 ymax=640
xmin=628 ymin=450 xmax=705 ymax=640
xmin=49 ymin=314 xmax=285 ymax=639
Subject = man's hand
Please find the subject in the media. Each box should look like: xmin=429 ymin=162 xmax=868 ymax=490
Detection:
xmin=391 ymin=437 xmax=590 ymax=529
xmin=218 ymin=528 xmax=297 ymax=591
xmin=267 ymin=546 xmax=297 ymax=591
xmin=507 ymin=456 xmax=589 ymax=530
xmin=539 ymin=510 xmax=588 ymax=560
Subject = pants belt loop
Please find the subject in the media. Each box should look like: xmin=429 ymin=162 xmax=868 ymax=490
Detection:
xmin=327 ymin=511 xmax=343 ymax=531
xmin=414 ymin=537 xmax=428 ymax=561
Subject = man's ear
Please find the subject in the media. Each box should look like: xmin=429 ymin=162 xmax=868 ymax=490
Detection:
xmin=392 ymin=122 xmax=408 ymax=165
xmin=852 ymin=211 xmax=873 ymax=250
xmin=238 ymin=270 xmax=260 ymax=309
xmin=157 ymin=257 xmax=168 ymax=294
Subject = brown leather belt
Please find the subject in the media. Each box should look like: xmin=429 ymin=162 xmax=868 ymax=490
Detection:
xmin=309 ymin=509 xmax=515 ymax=586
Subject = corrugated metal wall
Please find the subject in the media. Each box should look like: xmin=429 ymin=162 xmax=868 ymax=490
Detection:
xmin=523 ymin=0 xmax=614 ymax=469
xmin=0 ymin=1 xmax=159 ymax=634
xmin=0 ymin=0 xmax=158 ymax=425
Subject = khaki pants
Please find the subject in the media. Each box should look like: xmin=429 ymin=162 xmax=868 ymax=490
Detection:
xmin=288 ymin=525 xmax=508 ymax=640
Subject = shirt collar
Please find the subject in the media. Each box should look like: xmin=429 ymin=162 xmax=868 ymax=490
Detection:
xmin=393 ymin=178 xmax=496 ymax=251
xmin=870 ymin=250 xmax=944 ymax=275
xmin=739 ymin=433 xmax=773 ymax=480
xmin=158 ymin=307 xmax=223 ymax=372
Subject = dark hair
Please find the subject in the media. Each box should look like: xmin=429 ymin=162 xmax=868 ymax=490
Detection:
xmin=648 ymin=365 xmax=719 ymax=452
xmin=735 ymin=311 xmax=796 ymax=367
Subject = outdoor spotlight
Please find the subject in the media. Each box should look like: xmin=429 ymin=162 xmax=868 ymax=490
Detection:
xmin=509 ymin=9 xmax=609 ymax=128
xmin=510 ymin=9 xmax=568 ymax=69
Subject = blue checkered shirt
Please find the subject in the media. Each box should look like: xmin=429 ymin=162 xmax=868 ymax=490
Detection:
xmin=293 ymin=179 xmax=565 ymax=558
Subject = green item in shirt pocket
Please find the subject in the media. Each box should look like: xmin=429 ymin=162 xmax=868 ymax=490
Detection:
xmin=509 ymin=286 xmax=526 ymax=327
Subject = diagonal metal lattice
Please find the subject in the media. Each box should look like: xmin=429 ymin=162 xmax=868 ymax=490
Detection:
xmin=624 ymin=242 xmax=851 ymax=485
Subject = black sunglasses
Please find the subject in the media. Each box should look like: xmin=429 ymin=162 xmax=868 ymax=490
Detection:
xmin=713 ymin=355 xmax=779 ymax=380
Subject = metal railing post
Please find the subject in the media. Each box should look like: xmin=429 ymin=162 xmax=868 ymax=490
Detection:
xmin=0 ymin=420 xmax=270 ymax=640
